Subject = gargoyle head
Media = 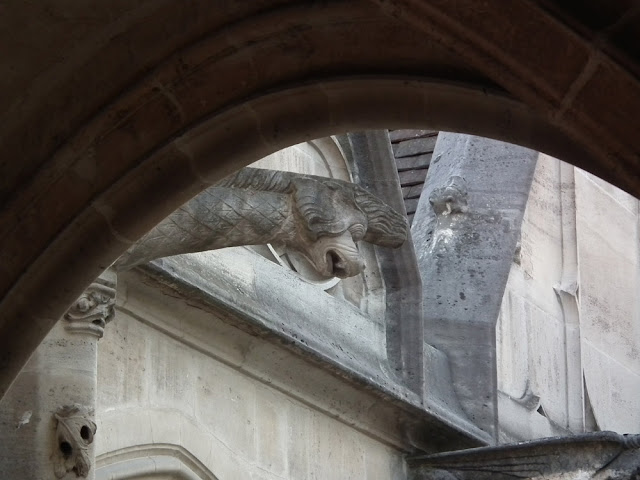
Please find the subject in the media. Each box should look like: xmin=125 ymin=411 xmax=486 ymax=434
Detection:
xmin=429 ymin=175 xmax=469 ymax=216
xmin=290 ymin=176 xmax=408 ymax=278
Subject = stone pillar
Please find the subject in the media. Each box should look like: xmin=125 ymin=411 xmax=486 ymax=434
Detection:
xmin=0 ymin=269 xmax=116 ymax=479
xmin=412 ymin=134 xmax=537 ymax=442
xmin=553 ymin=161 xmax=584 ymax=432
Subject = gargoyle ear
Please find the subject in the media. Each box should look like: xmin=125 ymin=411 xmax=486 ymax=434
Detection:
xmin=353 ymin=189 xmax=408 ymax=248
xmin=363 ymin=214 xmax=408 ymax=248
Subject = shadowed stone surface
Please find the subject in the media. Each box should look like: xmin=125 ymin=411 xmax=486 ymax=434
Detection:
xmin=408 ymin=431 xmax=640 ymax=479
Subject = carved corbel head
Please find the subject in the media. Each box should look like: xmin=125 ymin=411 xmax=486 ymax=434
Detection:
xmin=64 ymin=271 xmax=116 ymax=338
xmin=53 ymin=404 xmax=97 ymax=478
xmin=429 ymin=175 xmax=469 ymax=216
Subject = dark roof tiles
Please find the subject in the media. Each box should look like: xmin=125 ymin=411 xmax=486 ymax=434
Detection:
xmin=389 ymin=130 xmax=438 ymax=226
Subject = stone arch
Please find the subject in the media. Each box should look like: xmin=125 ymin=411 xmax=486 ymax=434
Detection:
xmin=96 ymin=444 xmax=219 ymax=480
xmin=1 ymin=1 xmax=639 ymax=397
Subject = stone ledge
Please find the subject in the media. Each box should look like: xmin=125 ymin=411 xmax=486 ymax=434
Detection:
xmin=116 ymin=260 xmax=489 ymax=453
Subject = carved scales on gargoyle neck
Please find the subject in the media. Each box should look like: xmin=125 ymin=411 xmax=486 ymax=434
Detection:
xmin=115 ymin=168 xmax=408 ymax=279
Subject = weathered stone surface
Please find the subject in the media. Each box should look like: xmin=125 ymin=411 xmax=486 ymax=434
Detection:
xmin=53 ymin=404 xmax=97 ymax=478
xmin=96 ymin=451 xmax=217 ymax=480
xmin=497 ymin=156 xmax=581 ymax=441
xmin=115 ymin=168 xmax=408 ymax=280
xmin=497 ymin=155 xmax=640 ymax=442
xmin=341 ymin=131 xmax=485 ymax=444
xmin=0 ymin=324 xmax=97 ymax=479
xmin=408 ymin=431 xmax=640 ymax=479
xmin=574 ymin=169 xmax=640 ymax=433
xmin=143 ymin=249 xmax=390 ymax=383
xmin=413 ymin=133 xmax=538 ymax=441
xmin=253 ymin=138 xmax=351 ymax=180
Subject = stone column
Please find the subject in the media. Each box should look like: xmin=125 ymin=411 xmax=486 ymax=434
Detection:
xmin=412 ymin=134 xmax=537 ymax=442
xmin=0 ymin=269 xmax=116 ymax=479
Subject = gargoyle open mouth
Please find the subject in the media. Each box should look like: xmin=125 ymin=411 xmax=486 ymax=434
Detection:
xmin=325 ymin=249 xmax=350 ymax=278
xmin=292 ymin=230 xmax=365 ymax=279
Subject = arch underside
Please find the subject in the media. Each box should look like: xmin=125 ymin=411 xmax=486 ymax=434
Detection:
xmin=0 ymin=0 xmax=638 ymax=397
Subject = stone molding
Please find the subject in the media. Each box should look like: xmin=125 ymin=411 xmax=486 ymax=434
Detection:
xmin=96 ymin=444 xmax=217 ymax=480
xmin=408 ymin=431 xmax=640 ymax=479
xmin=64 ymin=270 xmax=116 ymax=338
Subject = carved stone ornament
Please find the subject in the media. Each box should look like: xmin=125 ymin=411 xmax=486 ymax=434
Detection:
xmin=115 ymin=168 xmax=408 ymax=279
xmin=408 ymin=431 xmax=640 ymax=479
xmin=53 ymin=404 xmax=97 ymax=478
xmin=429 ymin=175 xmax=469 ymax=216
xmin=64 ymin=270 xmax=116 ymax=338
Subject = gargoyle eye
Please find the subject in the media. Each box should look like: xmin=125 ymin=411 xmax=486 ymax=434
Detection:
xmin=348 ymin=224 xmax=365 ymax=241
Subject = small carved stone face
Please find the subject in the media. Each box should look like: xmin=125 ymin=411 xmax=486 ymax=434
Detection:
xmin=53 ymin=404 xmax=97 ymax=478
xmin=429 ymin=175 xmax=469 ymax=216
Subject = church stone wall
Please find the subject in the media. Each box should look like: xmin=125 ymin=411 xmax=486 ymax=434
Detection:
xmin=575 ymin=169 xmax=640 ymax=434
xmin=497 ymin=153 xmax=640 ymax=441
xmin=95 ymin=271 xmax=406 ymax=480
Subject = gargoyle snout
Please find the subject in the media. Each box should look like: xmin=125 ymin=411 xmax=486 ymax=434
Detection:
xmin=325 ymin=248 xmax=365 ymax=278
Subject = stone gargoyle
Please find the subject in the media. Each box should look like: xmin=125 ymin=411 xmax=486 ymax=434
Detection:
xmin=115 ymin=168 xmax=408 ymax=278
